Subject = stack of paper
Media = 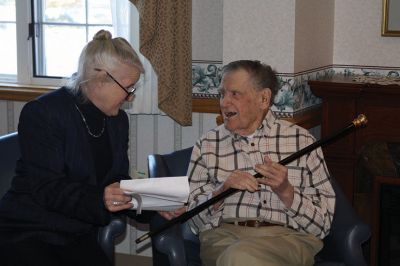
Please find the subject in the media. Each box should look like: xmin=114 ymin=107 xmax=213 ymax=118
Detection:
xmin=120 ymin=176 xmax=189 ymax=211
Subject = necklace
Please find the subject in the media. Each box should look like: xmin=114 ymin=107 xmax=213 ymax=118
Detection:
xmin=74 ymin=104 xmax=105 ymax=138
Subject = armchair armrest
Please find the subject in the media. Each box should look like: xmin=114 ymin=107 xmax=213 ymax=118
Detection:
xmin=344 ymin=223 xmax=371 ymax=265
xmin=315 ymin=178 xmax=371 ymax=266
xmin=151 ymin=213 xmax=201 ymax=266
xmin=98 ymin=214 xmax=127 ymax=263
xmin=147 ymin=147 xmax=201 ymax=266
xmin=151 ymin=213 xmax=187 ymax=266
xmin=316 ymin=216 xmax=370 ymax=266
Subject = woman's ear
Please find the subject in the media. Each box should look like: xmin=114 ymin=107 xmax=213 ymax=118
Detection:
xmin=94 ymin=70 xmax=107 ymax=88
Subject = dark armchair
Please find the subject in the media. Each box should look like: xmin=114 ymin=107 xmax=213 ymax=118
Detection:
xmin=148 ymin=147 xmax=371 ymax=266
xmin=0 ymin=132 xmax=126 ymax=264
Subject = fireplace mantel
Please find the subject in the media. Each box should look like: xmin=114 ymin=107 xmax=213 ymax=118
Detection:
xmin=308 ymin=75 xmax=400 ymax=203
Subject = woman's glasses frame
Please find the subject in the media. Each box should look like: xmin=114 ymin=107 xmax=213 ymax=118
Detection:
xmin=94 ymin=68 xmax=137 ymax=99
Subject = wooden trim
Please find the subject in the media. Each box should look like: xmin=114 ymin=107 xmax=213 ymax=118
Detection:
xmin=0 ymin=84 xmax=54 ymax=102
xmin=0 ymin=86 xmax=322 ymax=129
xmin=192 ymin=98 xmax=220 ymax=113
xmin=285 ymin=106 xmax=322 ymax=129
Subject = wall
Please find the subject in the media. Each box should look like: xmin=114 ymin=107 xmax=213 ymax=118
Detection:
xmin=0 ymin=101 xmax=24 ymax=134
xmin=223 ymin=0 xmax=335 ymax=74
xmin=334 ymin=0 xmax=400 ymax=66
xmin=223 ymin=0 xmax=295 ymax=73
xmin=191 ymin=0 xmax=223 ymax=98
xmin=294 ymin=0 xmax=334 ymax=72
xmin=192 ymin=0 xmax=223 ymax=61
xmin=222 ymin=0 xmax=335 ymax=115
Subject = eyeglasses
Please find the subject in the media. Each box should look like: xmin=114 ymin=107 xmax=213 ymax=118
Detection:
xmin=94 ymin=68 xmax=138 ymax=99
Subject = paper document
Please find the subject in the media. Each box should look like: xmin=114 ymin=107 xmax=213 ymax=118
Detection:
xmin=120 ymin=176 xmax=189 ymax=212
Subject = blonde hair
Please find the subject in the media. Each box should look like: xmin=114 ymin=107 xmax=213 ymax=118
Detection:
xmin=68 ymin=30 xmax=144 ymax=100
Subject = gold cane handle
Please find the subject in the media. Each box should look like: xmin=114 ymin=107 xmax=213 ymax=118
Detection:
xmin=352 ymin=114 xmax=368 ymax=127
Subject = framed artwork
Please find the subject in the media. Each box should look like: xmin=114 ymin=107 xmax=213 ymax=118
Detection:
xmin=382 ymin=0 xmax=400 ymax=36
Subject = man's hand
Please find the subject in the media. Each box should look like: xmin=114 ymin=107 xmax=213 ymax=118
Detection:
xmin=158 ymin=206 xmax=187 ymax=220
xmin=211 ymin=170 xmax=259 ymax=210
xmin=220 ymin=170 xmax=259 ymax=193
xmin=255 ymin=156 xmax=294 ymax=207
xmin=103 ymin=182 xmax=134 ymax=212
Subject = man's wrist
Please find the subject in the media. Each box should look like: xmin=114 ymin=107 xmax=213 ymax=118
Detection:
xmin=212 ymin=183 xmax=226 ymax=197
xmin=279 ymin=185 xmax=294 ymax=207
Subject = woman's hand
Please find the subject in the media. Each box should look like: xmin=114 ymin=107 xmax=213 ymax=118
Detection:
xmin=103 ymin=182 xmax=133 ymax=212
xmin=158 ymin=206 xmax=187 ymax=220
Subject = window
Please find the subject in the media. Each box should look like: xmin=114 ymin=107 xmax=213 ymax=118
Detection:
xmin=0 ymin=0 xmax=158 ymax=113
xmin=32 ymin=0 xmax=113 ymax=78
xmin=0 ymin=0 xmax=114 ymax=85
xmin=0 ymin=0 xmax=17 ymax=78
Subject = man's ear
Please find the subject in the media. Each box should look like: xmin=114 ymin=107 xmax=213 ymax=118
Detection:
xmin=261 ymin=88 xmax=272 ymax=107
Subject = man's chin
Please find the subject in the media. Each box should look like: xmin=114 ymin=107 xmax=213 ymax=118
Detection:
xmin=223 ymin=121 xmax=236 ymax=132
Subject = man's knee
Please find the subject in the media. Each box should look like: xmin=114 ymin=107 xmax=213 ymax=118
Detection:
xmin=216 ymin=240 xmax=311 ymax=266
xmin=217 ymin=242 xmax=261 ymax=266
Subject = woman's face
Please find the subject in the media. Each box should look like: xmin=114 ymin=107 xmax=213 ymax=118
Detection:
xmin=88 ymin=64 xmax=141 ymax=116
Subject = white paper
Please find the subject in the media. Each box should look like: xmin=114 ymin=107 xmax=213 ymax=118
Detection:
xmin=120 ymin=176 xmax=189 ymax=211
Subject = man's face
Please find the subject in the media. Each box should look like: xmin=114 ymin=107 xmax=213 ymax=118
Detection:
xmin=219 ymin=69 xmax=270 ymax=136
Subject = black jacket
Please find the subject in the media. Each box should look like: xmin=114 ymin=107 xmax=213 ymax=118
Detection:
xmin=0 ymin=87 xmax=131 ymax=244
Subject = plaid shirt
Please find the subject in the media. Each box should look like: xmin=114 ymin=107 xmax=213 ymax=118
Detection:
xmin=187 ymin=111 xmax=335 ymax=239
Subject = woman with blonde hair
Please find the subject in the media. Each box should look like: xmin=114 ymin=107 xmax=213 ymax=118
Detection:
xmin=0 ymin=30 xmax=144 ymax=266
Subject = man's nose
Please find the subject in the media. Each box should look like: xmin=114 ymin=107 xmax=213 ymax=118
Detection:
xmin=220 ymin=95 xmax=231 ymax=107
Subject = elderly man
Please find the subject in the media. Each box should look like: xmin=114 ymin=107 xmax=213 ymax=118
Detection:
xmin=187 ymin=60 xmax=336 ymax=266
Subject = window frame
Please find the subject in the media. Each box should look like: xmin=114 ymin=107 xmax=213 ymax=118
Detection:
xmin=1 ymin=0 xmax=113 ymax=87
xmin=10 ymin=0 xmax=64 ymax=86
xmin=0 ymin=1 xmax=16 ymax=82
xmin=30 ymin=0 xmax=113 ymax=79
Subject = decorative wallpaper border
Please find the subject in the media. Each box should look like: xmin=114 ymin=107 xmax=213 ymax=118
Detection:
xmin=191 ymin=62 xmax=400 ymax=118
xmin=331 ymin=64 xmax=400 ymax=77
xmin=269 ymin=67 xmax=332 ymax=117
xmin=192 ymin=60 xmax=223 ymax=98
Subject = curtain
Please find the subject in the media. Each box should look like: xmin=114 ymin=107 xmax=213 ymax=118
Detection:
xmin=111 ymin=1 xmax=160 ymax=114
xmin=130 ymin=0 xmax=192 ymax=126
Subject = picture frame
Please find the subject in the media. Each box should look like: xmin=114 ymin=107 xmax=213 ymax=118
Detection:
xmin=382 ymin=0 xmax=400 ymax=36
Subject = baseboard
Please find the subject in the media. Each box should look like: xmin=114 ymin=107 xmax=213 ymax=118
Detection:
xmin=115 ymin=253 xmax=152 ymax=266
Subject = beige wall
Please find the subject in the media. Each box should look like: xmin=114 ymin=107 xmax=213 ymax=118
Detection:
xmin=0 ymin=100 xmax=24 ymax=135
xmin=294 ymin=0 xmax=335 ymax=72
xmin=224 ymin=0 xmax=400 ymax=72
xmin=334 ymin=0 xmax=400 ymax=66
xmin=223 ymin=0 xmax=295 ymax=72
xmin=223 ymin=0 xmax=336 ymax=73
xmin=192 ymin=0 xmax=223 ymax=61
